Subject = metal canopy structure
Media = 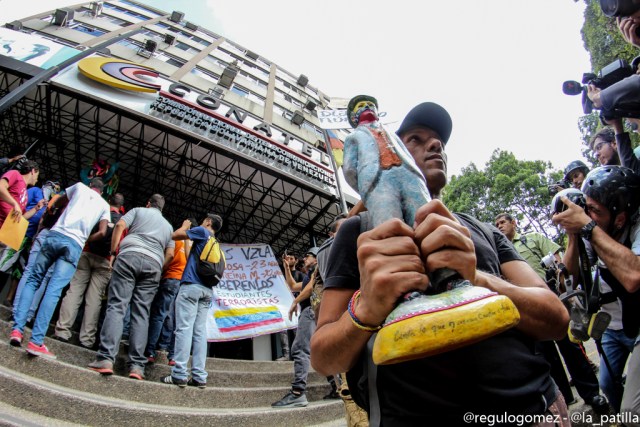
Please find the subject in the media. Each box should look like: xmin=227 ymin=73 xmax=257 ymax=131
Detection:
xmin=0 ymin=65 xmax=343 ymax=256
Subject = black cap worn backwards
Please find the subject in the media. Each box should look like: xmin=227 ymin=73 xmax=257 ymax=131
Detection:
xmin=396 ymin=102 xmax=453 ymax=145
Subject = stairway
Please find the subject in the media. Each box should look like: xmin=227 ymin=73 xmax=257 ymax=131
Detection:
xmin=0 ymin=305 xmax=345 ymax=426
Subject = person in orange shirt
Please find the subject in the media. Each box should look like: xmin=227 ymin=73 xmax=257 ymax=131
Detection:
xmin=145 ymin=220 xmax=193 ymax=363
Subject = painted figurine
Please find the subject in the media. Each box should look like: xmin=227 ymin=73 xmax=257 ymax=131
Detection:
xmin=343 ymin=95 xmax=430 ymax=227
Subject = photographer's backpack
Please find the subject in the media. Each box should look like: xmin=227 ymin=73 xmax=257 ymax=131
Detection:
xmin=197 ymin=235 xmax=226 ymax=287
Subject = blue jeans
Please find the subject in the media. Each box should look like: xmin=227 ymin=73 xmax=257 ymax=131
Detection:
xmin=145 ymin=277 xmax=180 ymax=357
xmin=159 ymin=292 xmax=177 ymax=359
xmin=600 ymin=328 xmax=636 ymax=412
xmin=13 ymin=231 xmax=82 ymax=345
xmin=96 ymin=252 xmax=161 ymax=368
xmin=13 ymin=228 xmax=54 ymax=321
xmin=291 ymin=306 xmax=315 ymax=392
xmin=172 ymin=283 xmax=212 ymax=383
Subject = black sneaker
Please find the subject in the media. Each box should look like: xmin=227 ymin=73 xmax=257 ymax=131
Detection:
xmin=271 ymin=390 xmax=308 ymax=408
xmin=52 ymin=335 xmax=70 ymax=344
xmin=187 ymin=378 xmax=207 ymax=389
xmin=588 ymin=395 xmax=610 ymax=415
xmin=160 ymin=375 xmax=187 ymax=388
xmin=323 ymin=390 xmax=340 ymax=400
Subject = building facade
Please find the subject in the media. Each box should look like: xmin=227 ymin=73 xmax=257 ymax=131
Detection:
xmin=0 ymin=0 xmax=355 ymax=256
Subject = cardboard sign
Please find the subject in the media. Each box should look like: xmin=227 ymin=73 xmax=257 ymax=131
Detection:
xmin=0 ymin=211 xmax=28 ymax=250
xmin=207 ymin=243 xmax=297 ymax=342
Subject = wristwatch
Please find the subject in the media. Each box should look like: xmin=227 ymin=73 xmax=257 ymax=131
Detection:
xmin=580 ymin=220 xmax=597 ymax=241
xmin=109 ymin=250 xmax=118 ymax=256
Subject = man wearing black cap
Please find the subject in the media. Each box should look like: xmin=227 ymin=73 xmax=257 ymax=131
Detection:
xmin=394 ymin=101 xmax=452 ymax=199
xmin=312 ymin=102 xmax=570 ymax=425
xmin=272 ymin=246 xmax=320 ymax=408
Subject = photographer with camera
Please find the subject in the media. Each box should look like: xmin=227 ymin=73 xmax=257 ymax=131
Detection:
xmin=565 ymin=160 xmax=590 ymax=189
xmin=495 ymin=213 xmax=608 ymax=413
xmin=553 ymin=165 xmax=640 ymax=423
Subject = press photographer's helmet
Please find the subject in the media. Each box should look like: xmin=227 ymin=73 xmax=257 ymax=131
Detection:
xmin=581 ymin=166 xmax=640 ymax=216
xmin=563 ymin=160 xmax=589 ymax=182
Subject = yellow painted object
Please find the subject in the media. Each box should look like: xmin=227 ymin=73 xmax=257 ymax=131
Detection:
xmin=78 ymin=57 xmax=160 ymax=93
xmin=372 ymin=286 xmax=520 ymax=365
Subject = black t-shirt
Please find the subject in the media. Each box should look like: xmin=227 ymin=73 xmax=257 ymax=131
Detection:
xmin=299 ymin=265 xmax=315 ymax=310
xmin=324 ymin=214 xmax=554 ymax=426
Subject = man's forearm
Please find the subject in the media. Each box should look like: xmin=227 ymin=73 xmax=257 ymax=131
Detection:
xmin=311 ymin=289 xmax=372 ymax=376
xmin=293 ymin=281 xmax=313 ymax=305
xmin=0 ymin=185 xmax=17 ymax=208
xmin=162 ymin=248 xmax=175 ymax=269
xmin=476 ymin=265 xmax=569 ymax=341
xmin=616 ymin=132 xmax=640 ymax=175
xmin=562 ymin=235 xmax=581 ymax=280
xmin=591 ymin=227 xmax=640 ymax=293
xmin=110 ymin=222 xmax=127 ymax=253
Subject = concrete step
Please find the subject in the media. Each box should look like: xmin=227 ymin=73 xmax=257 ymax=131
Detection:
xmin=0 ymin=363 xmax=345 ymax=427
xmin=0 ymin=400 xmax=83 ymax=427
xmin=0 ymin=304 xmax=301 ymax=373
xmin=0 ymin=320 xmax=326 ymax=387
xmin=0 ymin=340 xmax=333 ymax=408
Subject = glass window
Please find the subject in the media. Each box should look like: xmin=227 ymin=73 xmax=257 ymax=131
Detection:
xmin=105 ymin=15 xmax=129 ymax=26
xmin=166 ymin=58 xmax=184 ymax=67
xmin=238 ymin=70 xmax=267 ymax=89
xmin=71 ymin=24 xmax=106 ymax=36
xmin=191 ymin=68 xmax=219 ymax=84
xmin=175 ymin=41 xmax=199 ymax=54
xmin=203 ymin=55 xmax=227 ymax=69
xmin=117 ymin=39 xmax=143 ymax=51
xmin=119 ymin=0 xmax=163 ymax=16
xmin=231 ymin=85 xmax=265 ymax=106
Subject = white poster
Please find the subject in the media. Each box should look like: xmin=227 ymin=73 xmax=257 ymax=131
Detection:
xmin=317 ymin=108 xmax=388 ymax=130
xmin=207 ymin=243 xmax=297 ymax=341
xmin=0 ymin=27 xmax=80 ymax=69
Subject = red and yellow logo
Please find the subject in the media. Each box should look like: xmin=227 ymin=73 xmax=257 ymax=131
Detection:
xmin=78 ymin=57 xmax=161 ymax=93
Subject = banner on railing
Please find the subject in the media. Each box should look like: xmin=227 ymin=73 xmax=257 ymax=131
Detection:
xmin=207 ymin=243 xmax=297 ymax=341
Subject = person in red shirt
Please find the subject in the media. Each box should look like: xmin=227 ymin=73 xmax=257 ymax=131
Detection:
xmin=0 ymin=159 xmax=42 ymax=226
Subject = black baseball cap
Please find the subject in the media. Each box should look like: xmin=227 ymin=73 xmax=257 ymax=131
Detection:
xmin=396 ymin=102 xmax=453 ymax=145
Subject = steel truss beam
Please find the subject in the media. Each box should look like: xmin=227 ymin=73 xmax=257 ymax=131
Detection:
xmin=0 ymin=71 xmax=342 ymax=256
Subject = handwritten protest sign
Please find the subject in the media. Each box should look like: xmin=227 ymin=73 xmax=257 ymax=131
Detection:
xmin=207 ymin=243 xmax=297 ymax=341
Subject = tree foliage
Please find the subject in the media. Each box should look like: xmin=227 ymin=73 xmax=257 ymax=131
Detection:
xmin=443 ymin=149 xmax=563 ymax=242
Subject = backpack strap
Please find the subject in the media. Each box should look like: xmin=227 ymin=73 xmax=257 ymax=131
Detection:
xmin=366 ymin=334 xmax=380 ymax=427
xmin=357 ymin=210 xmax=381 ymax=426
xmin=358 ymin=211 xmax=372 ymax=234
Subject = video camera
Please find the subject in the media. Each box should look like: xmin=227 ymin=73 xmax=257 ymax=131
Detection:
xmin=548 ymin=179 xmax=571 ymax=197
xmin=599 ymin=0 xmax=640 ymax=19
xmin=562 ymin=57 xmax=640 ymax=119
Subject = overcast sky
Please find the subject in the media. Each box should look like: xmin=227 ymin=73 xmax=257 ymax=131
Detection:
xmin=140 ymin=0 xmax=595 ymax=178
xmin=3 ymin=0 xmax=594 ymax=178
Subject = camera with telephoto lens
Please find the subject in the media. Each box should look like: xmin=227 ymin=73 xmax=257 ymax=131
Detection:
xmin=599 ymin=0 xmax=640 ymax=19
xmin=551 ymin=188 xmax=587 ymax=215
xmin=562 ymin=57 xmax=640 ymax=119
xmin=548 ymin=179 xmax=571 ymax=196
xmin=540 ymin=253 xmax=556 ymax=270
xmin=540 ymin=252 xmax=561 ymax=294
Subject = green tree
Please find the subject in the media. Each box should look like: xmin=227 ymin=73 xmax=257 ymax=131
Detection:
xmin=443 ymin=149 xmax=564 ymax=242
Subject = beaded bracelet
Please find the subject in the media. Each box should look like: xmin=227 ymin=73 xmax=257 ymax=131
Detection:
xmin=347 ymin=290 xmax=382 ymax=332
